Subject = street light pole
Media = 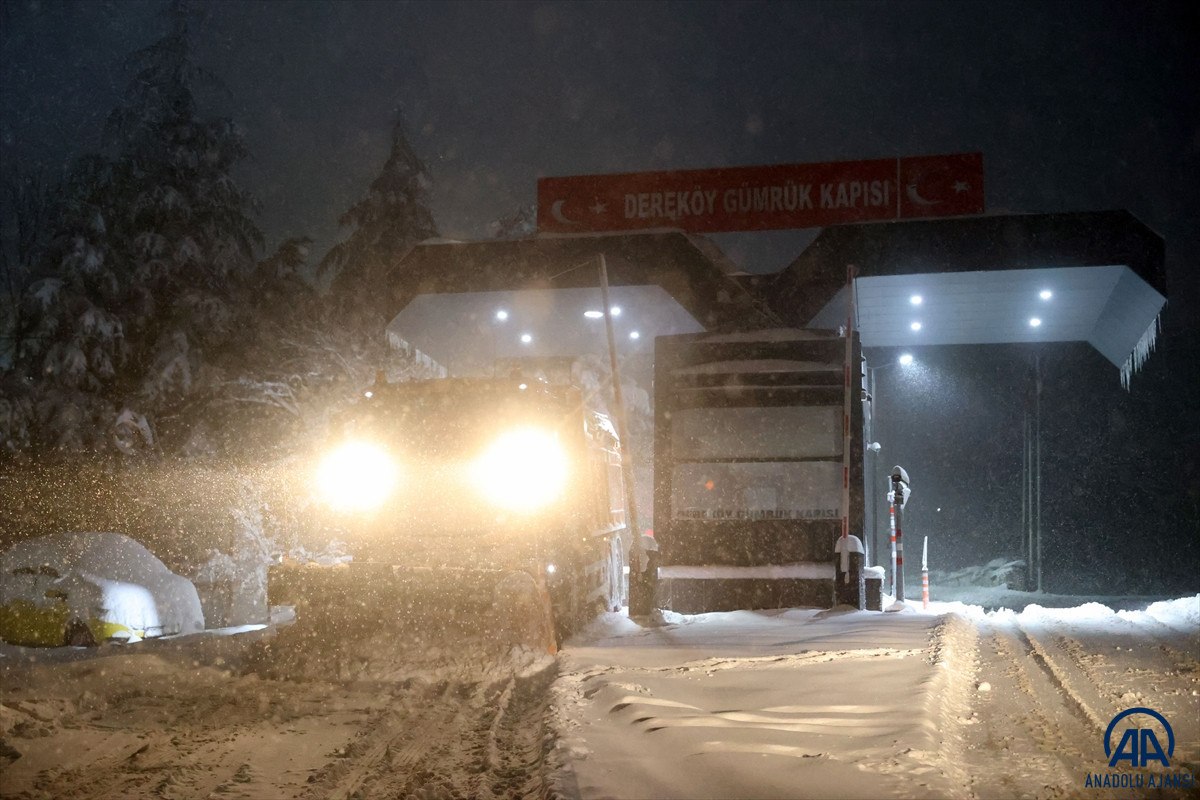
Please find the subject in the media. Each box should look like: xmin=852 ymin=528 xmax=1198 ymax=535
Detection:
xmin=1035 ymin=352 xmax=1042 ymax=594
xmin=1022 ymin=409 xmax=1031 ymax=589
xmin=867 ymin=365 xmax=880 ymax=567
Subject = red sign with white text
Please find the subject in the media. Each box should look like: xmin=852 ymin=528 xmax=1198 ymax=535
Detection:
xmin=537 ymin=153 xmax=983 ymax=233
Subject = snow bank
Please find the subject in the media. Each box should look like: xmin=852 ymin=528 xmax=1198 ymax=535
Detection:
xmin=929 ymin=582 xmax=1182 ymax=613
xmin=1118 ymin=594 xmax=1200 ymax=633
xmin=0 ymin=532 xmax=203 ymax=640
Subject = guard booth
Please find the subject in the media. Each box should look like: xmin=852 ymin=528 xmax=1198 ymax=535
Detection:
xmin=653 ymin=328 xmax=865 ymax=612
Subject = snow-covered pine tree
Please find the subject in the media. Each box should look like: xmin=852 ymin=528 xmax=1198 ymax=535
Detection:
xmin=319 ymin=112 xmax=437 ymax=325
xmin=1 ymin=171 xmax=52 ymax=375
xmin=100 ymin=1 xmax=263 ymax=451
xmin=4 ymin=2 xmax=264 ymax=456
xmin=1 ymin=157 xmax=133 ymax=453
xmin=0 ymin=171 xmax=59 ymax=452
xmin=307 ymin=112 xmax=441 ymax=398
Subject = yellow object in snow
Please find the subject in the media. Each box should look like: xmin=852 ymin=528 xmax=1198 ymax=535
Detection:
xmin=0 ymin=598 xmax=139 ymax=647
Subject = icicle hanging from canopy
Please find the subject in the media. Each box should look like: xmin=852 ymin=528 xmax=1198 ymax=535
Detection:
xmin=1120 ymin=312 xmax=1161 ymax=391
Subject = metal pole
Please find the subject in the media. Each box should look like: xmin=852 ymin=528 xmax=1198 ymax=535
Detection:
xmin=1027 ymin=406 xmax=1034 ymax=588
xmin=598 ymin=254 xmax=649 ymax=616
xmin=1035 ymin=352 xmax=1042 ymax=593
xmin=893 ymin=476 xmax=905 ymax=603
xmin=889 ymin=493 xmax=897 ymax=597
xmin=839 ymin=266 xmax=856 ymax=581
xmin=1021 ymin=411 xmax=1029 ymax=588
xmin=869 ymin=367 xmax=878 ymax=567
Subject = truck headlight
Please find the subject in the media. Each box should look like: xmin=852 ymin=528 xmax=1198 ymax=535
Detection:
xmin=315 ymin=441 xmax=398 ymax=511
xmin=472 ymin=429 xmax=568 ymax=511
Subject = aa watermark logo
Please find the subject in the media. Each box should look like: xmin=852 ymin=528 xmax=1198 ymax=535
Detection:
xmin=1084 ymin=707 xmax=1194 ymax=790
xmin=1105 ymin=707 xmax=1173 ymax=768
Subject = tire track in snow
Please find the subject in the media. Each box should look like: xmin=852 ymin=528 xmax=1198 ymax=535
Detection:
xmin=487 ymin=664 xmax=558 ymax=799
xmin=963 ymin=619 xmax=1125 ymax=800
xmin=298 ymin=679 xmax=469 ymax=800
xmin=1044 ymin=619 xmax=1200 ymax=776
xmin=911 ymin=613 xmax=979 ymax=800
xmin=25 ymin=732 xmax=161 ymax=799
xmin=294 ymin=665 xmax=558 ymax=800
xmin=2 ymin=633 xmax=566 ymax=800
xmin=969 ymin=629 xmax=1080 ymax=798
xmin=21 ymin=728 xmax=252 ymax=800
xmin=1014 ymin=622 xmax=1110 ymax=734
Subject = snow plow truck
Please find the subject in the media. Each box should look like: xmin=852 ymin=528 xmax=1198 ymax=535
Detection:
xmin=266 ymin=375 xmax=629 ymax=669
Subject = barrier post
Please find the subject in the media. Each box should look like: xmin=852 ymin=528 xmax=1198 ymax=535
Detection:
xmin=889 ymin=466 xmax=910 ymax=605
xmin=894 ymin=496 xmax=905 ymax=602
xmin=921 ymin=535 xmax=929 ymax=610
xmin=888 ymin=493 xmax=897 ymax=597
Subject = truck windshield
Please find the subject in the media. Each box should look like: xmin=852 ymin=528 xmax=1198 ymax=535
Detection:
xmin=335 ymin=390 xmax=573 ymax=461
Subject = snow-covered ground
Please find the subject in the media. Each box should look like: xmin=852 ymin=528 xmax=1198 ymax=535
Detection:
xmin=1 ymin=596 xmax=1196 ymax=799
xmin=550 ymin=597 xmax=1199 ymax=799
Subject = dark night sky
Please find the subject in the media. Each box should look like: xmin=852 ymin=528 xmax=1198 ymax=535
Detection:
xmin=2 ymin=1 xmax=1197 ymax=589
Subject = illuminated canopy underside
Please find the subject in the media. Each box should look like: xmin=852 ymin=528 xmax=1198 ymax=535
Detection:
xmin=388 ymin=286 xmax=704 ymax=376
xmin=810 ymin=265 xmax=1165 ymax=386
xmin=775 ymin=211 xmax=1167 ymax=386
xmin=387 ymin=232 xmax=767 ymax=376
xmin=390 ymin=211 xmax=1167 ymax=386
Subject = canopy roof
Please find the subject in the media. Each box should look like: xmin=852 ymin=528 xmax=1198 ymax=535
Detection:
xmin=390 ymin=231 xmax=776 ymax=331
xmin=389 ymin=211 xmax=1165 ymax=384
xmin=387 ymin=285 xmax=703 ymax=376
xmin=387 ymin=231 xmax=769 ymax=376
xmin=773 ymin=211 xmax=1166 ymax=385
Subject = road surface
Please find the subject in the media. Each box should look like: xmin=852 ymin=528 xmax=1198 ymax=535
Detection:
xmin=1 ymin=598 xmax=1196 ymax=799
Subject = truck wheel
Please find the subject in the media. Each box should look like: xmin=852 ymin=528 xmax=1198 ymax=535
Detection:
xmin=64 ymin=619 xmax=97 ymax=648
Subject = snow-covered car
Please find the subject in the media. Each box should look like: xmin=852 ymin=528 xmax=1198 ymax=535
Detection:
xmin=0 ymin=532 xmax=205 ymax=647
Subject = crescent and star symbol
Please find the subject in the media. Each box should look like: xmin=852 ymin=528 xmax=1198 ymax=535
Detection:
xmin=550 ymin=199 xmax=608 ymax=225
xmin=549 ymin=199 xmax=578 ymax=225
xmin=907 ymin=179 xmax=971 ymax=206
xmin=905 ymin=184 xmax=941 ymax=206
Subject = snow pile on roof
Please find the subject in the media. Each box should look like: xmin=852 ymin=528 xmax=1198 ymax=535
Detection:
xmin=1 ymin=532 xmax=203 ymax=639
